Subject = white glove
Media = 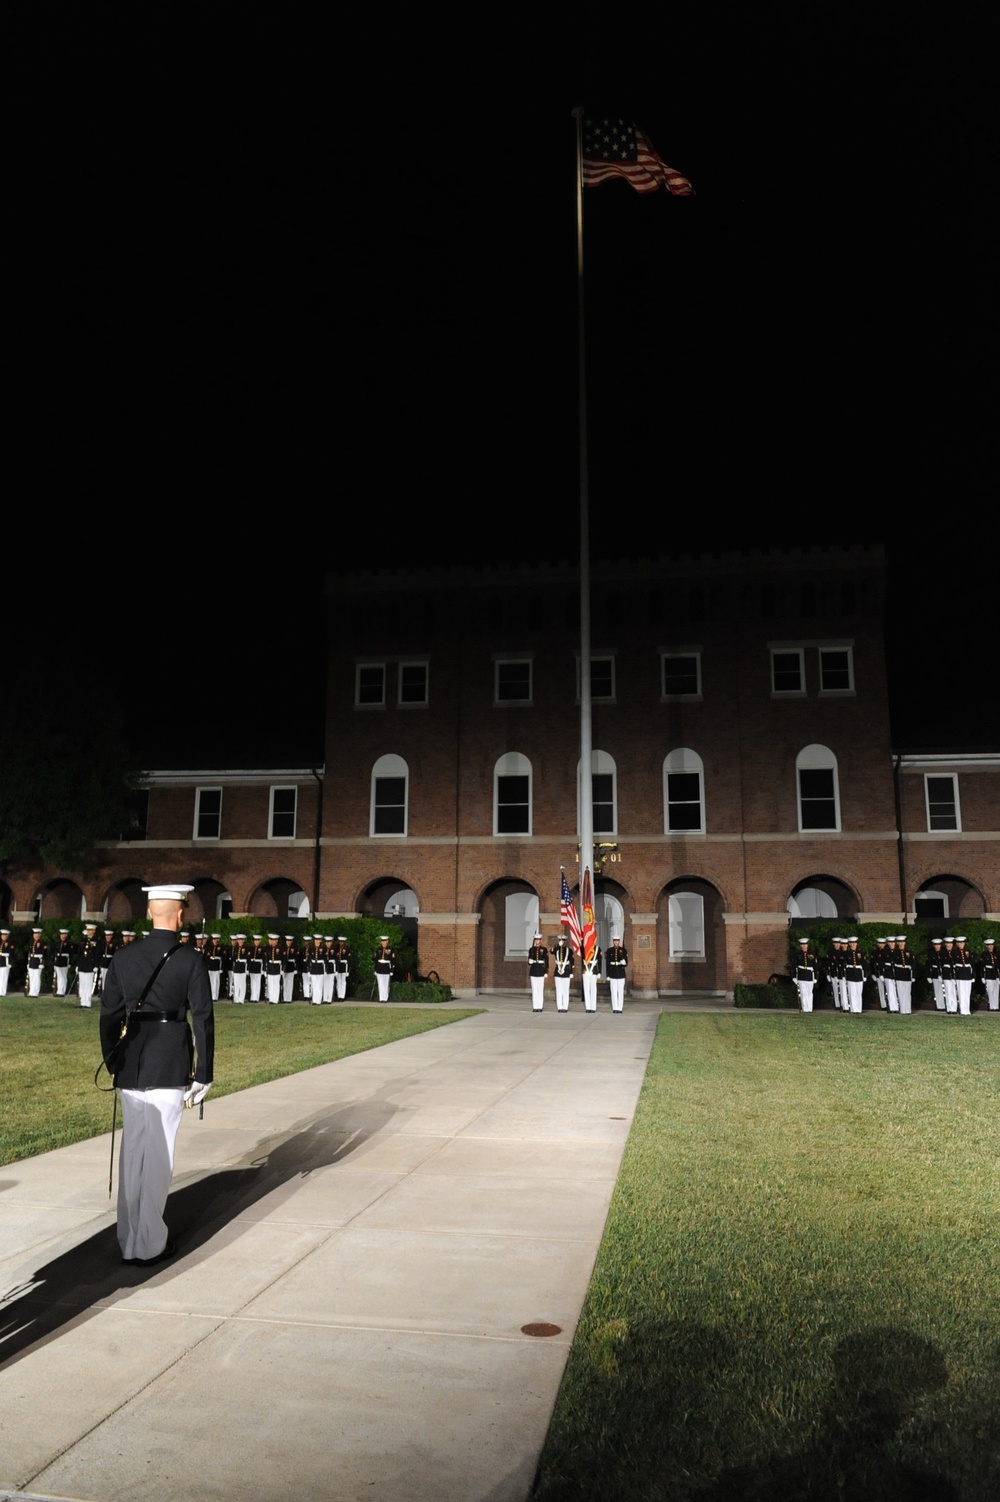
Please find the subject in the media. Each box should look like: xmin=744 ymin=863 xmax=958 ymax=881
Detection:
xmin=184 ymin=1081 xmax=212 ymax=1107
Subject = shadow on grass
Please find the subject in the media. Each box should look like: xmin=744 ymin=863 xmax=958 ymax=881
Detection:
xmin=535 ymin=1320 xmax=992 ymax=1501
xmin=0 ymin=1085 xmax=401 ymax=1370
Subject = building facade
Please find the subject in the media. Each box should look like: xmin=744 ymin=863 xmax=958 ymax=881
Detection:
xmin=4 ymin=547 xmax=996 ymax=994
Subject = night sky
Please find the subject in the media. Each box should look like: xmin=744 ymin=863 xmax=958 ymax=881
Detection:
xmin=15 ymin=7 xmax=996 ymax=758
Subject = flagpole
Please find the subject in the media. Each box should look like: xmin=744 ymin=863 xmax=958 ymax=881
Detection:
xmin=573 ymin=106 xmax=594 ymax=916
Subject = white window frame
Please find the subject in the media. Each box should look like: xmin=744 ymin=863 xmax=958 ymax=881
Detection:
xmin=494 ymin=752 xmax=532 ymax=836
xmin=355 ymin=662 xmax=386 ymax=708
xmin=818 ymin=643 xmax=855 ymax=695
xmin=660 ymin=650 xmax=702 ymax=700
xmin=796 ymin=744 xmax=841 ymax=832
xmin=494 ymin=657 xmax=533 ymax=706
xmin=924 ymin=773 xmax=961 ymax=832
xmin=398 ymin=660 xmax=429 ymax=707
xmin=193 ymin=786 xmax=222 ymax=841
xmin=577 ymin=750 xmax=618 ymax=835
xmin=268 ymin=785 xmax=297 ymax=839
xmin=668 ymin=892 xmax=706 ymax=958
xmin=663 ymin=748 xmax=706 ymax=834
xmin=504 ymin=891 xmax=539 ymax=959
xmin=771 ymin=646 xmax=806 ymax=697
xmin=576 ymin=653 xmax=616 ymax=702
xmin=370 ymin=754 xmax=409 ymax=837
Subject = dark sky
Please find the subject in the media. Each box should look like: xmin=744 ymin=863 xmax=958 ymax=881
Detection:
xmin=15 ymin=6 xmax=996 ymax=755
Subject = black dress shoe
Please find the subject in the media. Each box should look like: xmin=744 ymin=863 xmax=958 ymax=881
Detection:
xmin=134 ymin=1239 xmax=176 ymax=1268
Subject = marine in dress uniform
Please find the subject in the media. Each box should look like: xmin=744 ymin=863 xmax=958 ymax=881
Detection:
xmin=607 ymin=936 xmax=628 ymax=1013
xmin=26 ymin=928 xmax=46 ymax=997
xmin=552 ymin=932 xmax=574 ymax=1012
xmin=581 ymin=944 xmax=602 ymax=1013
xmin=882 ymin=937 xmax=899 ymax=1012
xmin=100 ymin=883 xmax=213 ymax=1266
xmin=527 ymin=933 xmax=548 ymax=1012
xmin=99 ymin=928 xmax=118 ymax=995
xmin=230 ymin=934 xmax=248 ymax=1003
xmin=77 ymin=922 xmax=101 ymax=1008
xmin=374 ymin=936 xmax=395 ymax=1002
xmin=333 ymin=936 xmax=351 ymax=1001
xmin=322 ymin=936 xmax=337 ymax=1004
xmin=981 ymin=938 xmax=999 ymax=1011
xmin=205 ymin=933 xmax=225 ymax=1001
xmin=309 ymin=933 xmax=327 ymax=1003
xmin=844 ymin=937 xmax=865 ymax=1014
xmin=281 ymin=935 xmax=298 ymax=1002
xmin=794 ymin=937 xmax=817 ymax=1013
xmin=826 ymin=939 xmax=845 ymax=1011
xmin=265 ymin=934 xmax=283 ymax=1004
xmin=941 ymin=939 xmax=958 ymax=1014
xmin=952 ymin=937 xmax=974 ymax=1016
xmin=891 ymin=935 xmax=914 ymax=1015
xmin=53 ymin=928 xmax=72 ymax=996
xmin=300 ymin=936 xmax=314 ymax=1000
xmin=247 ymin=935 xmax=265 ymax=1001
xmin=927 ymin=937 xmax=945 ymax=1010
xmin=872 ymin=937 xmax=889 ymax=1009
xmin=0 ymin=929 xmax=12 ymax=995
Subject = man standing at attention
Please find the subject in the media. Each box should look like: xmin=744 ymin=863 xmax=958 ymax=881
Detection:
xmin=100 ymin=883 xmax=213 ymax=1266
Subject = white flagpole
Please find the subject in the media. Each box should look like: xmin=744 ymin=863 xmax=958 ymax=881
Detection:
xmin=573 ymin=107 xmax=594 ymax=915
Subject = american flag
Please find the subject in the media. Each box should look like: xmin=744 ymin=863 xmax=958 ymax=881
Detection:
xmin=580 ymin=866 xmax=599 ymax=964
xmin=583 ymin=117 xmax=694 ymax=196
xmin=560 ymin=869 xmax=583 ymax=955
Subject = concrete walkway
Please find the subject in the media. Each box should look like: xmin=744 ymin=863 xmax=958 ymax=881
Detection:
xmin=0 ymin=994 xmax=704 ymax=1502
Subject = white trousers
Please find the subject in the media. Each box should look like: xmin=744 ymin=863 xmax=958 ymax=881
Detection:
xmin=208 ymin=969 xmax=221 ymax=1001
xmin=931 ymin=977 xmax=945 ymax=1010
xmin=530 ymin=975 xmax=545 ymax=1011
xmin=376 ymin=972 xmax=391 ymax=1002
xmin=846 ymin=981 xmax=864 ymax=1014
xmin=283 ymin=971 xmax=296 ymax=1002
xmin=985 ymin=979 xmax=999 ymax=1011
xmin=28 ymin=965 xmax=43 ymax=997
xmin=797 ymin=981 xmax=814 ymax=1013
xmin=0 ymin=964 xmax=9 ymax=995
xmin=943 ymin=980 xmax=958 ymax=1014
xmin=323 ymin=970 xmax=336 ymax=1004
xmin=335 ymin=971 xmax=348 ymax=1000
xmin=249 ymin=973 xmax=263 ymax=1002
xmin=609 ymin=978 xmax=625 ymax=1012
xmin=266 ymin=974 xmax=281 ymax=1004
xmin=582 ymin=973 xmax=597 ymax=1012
xmin=875 ymin=975 xmax=887 ymax=1009
xmin=884 ymin=978 xmax=898 ymax=1013
xmin=232 ymin=972 xmax=247 ymax=1004
xmin=118 ymin=1087 xmax=184 ymax=1262
xmin=895 ymin=981 xmax=912 ymax=1015
xmin=310 ymin=972 xmax=325 ymax=1003
xmin=54 ymin=965 xmax=69 ymax=996
xmin=956 ymin=981 xmax=972 ymax=1016
xmin=302 ymin=971 xmax=312 ymax=998
xmin=554 ymin=975 xmax=570 ymax=1010
xmin=78 ymin=971 xmax=96 ymax=1008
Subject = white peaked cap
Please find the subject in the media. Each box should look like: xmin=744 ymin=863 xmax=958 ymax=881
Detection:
xmin=143 ymin=884 xmax=195 ymax=901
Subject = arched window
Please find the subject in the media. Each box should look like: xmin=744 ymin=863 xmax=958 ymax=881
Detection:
xmin=577 ymin=750 xmax=617 ymax=835
xmin=504 ymin=891 xmax=539 ymax=957
xmin=370 ymin=754 xmax=409 ymax=837
xmin=796 ymin=744 xmax=840 ymax=832
xmin=663 ymin=748 xmax=705 ymax=833
xmin=494 ymin=752 xmax=532 ymax=835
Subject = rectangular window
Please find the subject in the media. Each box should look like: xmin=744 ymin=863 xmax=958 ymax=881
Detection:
xmin=798 ymin=768 xmax=838 ymax=829
xmin=495 ymin=659 xmax=532 ymax=704
xmin=505 ymin=892 xmax=539 ymax=959
xmin=355 ymin=663 xmax=386 ymax=707
xmin=194 ymin=787 xmax=222 ymax=840
xmin=819 ymin=645 xmax=854 ymax=693
xmin=372 ymin=777 xmax=406 ymax=835
xmin=496 ymin=775 xmax=530 ymax=834
xmin=668 ymin=892 xmax=705 ymax=958
xmin=592 ymin=773 xmax=615 ymax=833
xmin=925 ymin=774 xmax=960 ymax=831
xmin=666 ymin=772 xmax=703 ymax=831
xmin=771 ymin=648 xmax=805 ymax=695
xmin=661 ymin=652 xmax=701 ymax=698
xmin=269 ymin=786 xmax=297 ymax=838
xmin=398 ymin=661 xmax=429 ymax=706
xmin=577 ymin=655 xmax=615 ymax=700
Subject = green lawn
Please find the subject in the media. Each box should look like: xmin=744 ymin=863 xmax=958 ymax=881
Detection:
xmin=535 ymin=1013 xmax=1000 ymax=1502
xmin=0 ymin=996 xmax=480 ymax=1165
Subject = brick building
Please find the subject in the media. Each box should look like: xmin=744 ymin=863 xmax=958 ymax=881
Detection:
xmin=4 ymin=546 xmax=996 ymax=994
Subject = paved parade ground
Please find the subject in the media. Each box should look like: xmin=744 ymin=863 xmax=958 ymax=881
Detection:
xmin=1 ymin=995 xmax=697 ymax=1502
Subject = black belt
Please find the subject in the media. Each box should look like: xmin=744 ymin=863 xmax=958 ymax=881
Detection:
xmin=137 ymin=1010 xmax=186 ymax=1023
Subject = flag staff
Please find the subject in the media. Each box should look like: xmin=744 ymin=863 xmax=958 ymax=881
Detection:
xmin=572 ymin=105 xmax=594 ymax=909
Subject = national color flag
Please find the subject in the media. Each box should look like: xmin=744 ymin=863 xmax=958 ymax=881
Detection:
xmin=583 ymin=117 xmax=694 ymax=196
xmin=560 ymin=868 xmax=583 ymax=955
xmin=580 ymin=866 xmax=598 ymax=964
